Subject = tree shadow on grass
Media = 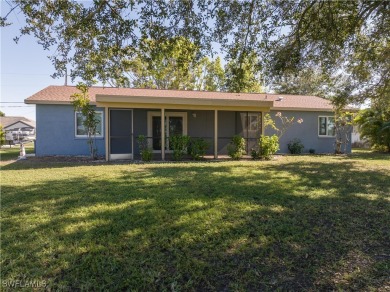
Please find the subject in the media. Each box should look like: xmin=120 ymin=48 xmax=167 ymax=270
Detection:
xmin=345 ymin=150 xmax=390 ymax=161
xmin=1 ymin=161 xmax=389 ymax=290
xmin=0 ymin=157 xmax=228 ymax=171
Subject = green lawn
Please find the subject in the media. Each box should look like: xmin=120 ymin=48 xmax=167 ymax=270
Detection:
xmin=0 ymin=143 xmax=35 ymax=162
xmin=1 ymin=152 xmax=389 ymax=290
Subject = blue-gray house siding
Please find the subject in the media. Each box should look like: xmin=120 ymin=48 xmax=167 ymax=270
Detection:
xmin=35 ymin=105 xmax=350 ymax=157
xmin=36 ymin=104 xmax=106 ymax=156
xmin=265 ymin=110 xmax=351 ymax=154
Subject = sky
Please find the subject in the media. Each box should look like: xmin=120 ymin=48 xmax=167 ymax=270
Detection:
xmin=0 ymin=2 xmax=220 ymax=122
xmin=0 ymin=1 xmax=223 ymax=121
xmin=1 ymin=2 xmax=69 ymax=121
xmin=1 ymin=2 xmax=336 ymax=122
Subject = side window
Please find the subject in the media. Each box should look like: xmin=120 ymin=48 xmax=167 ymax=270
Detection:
xmin=318 ymin=116 xmax=335 ymax=137
xmin=245 ymin=113 xmax=262 ymax=131
xmin=75 ymin=111 xmax=103 ymax=137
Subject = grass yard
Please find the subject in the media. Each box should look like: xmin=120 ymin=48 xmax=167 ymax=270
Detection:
xmin=0 ymin=143 xmax=35 ymax=162
xmin=1 ymin=151 xmax=389 ymax=290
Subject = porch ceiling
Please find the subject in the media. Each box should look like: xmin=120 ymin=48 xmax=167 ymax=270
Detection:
xmin=96 ymin=94 xmax=274 ymax=111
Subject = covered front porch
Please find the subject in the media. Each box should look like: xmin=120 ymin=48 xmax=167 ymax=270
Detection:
xmin=96 ymin=94 xmax=273 ymax=161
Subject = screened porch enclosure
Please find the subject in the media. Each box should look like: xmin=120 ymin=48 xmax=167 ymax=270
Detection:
xmin=109 ymin=109 xmax=133 ymax=160
xmin=218 ymin=111 xmax=262 ymax=155
xmin=96 ymin=91 xmax=272 ymax=161
xmin=107 ymin=108 xmax=263 ymax=160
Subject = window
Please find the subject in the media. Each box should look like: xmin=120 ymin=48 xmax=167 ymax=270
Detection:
xmin=75 ymin=111 xmax=103 ymax=137
xmin=245 ymin=113 xmax=261 ymax=131
xmin=318 ymin=116 xmax=335 ymax=137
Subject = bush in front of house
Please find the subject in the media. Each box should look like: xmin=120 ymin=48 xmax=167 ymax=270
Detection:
xmin=287 ymin=138 xmax=305 ymax=154
xmin=227 ymin=135 xmax=246 ymax=160
xmin=137 ymin=135 xmax=153 ymax=161
xmin=250 ymin=148 xmax=260 ymax=160
xmin=253 ymin=134 xmax=279 ymax=160
xmin=0 ymin=125 xmax=5 ymax=146
xmin=169 ymin=135 xmax=191 ymax=160
xmin=188 ymin=138 xmax=209 ymax=160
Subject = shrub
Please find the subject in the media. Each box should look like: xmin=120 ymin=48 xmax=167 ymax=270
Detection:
xmin=227 ymin=135 xmax=246 ymax=160
xmin=372 ymin=144 xmax=390 ymax=152
xmin=0 ymin=125 xmax=5 ymax=146
xmin=169 ymin=135 xmax=190 ymax=160
xmin=257 ymin=135 xmax=279 ymax=160
xmin=137 ymin=135 xmax=153 ymax=161
xmin=188 ymin=138 xmax=209 ymax=160
xmin=309 ymin=148 xmax=316 ymax=154
xmin=250 ymin=148 xmax=260 ymax=159
xmin=141 ymin=149 xmax=153 ymax=161
xmin=287 ymin=138 xmax=304 ymax=154
xmin=354 ymin=108 xmax=390 ymax=152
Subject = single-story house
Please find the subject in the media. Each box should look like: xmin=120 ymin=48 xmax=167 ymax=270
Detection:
xmin=25 ymin=85 xmax=351 ymax=160
xmin=0 ymin=116 xmax=36 ymax=143
xmin=0 ymin=116 xmax=36 ymax=132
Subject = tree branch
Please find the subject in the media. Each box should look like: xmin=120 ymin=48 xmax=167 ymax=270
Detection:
xmin=1 ymin=2 xmax=20 ymax=23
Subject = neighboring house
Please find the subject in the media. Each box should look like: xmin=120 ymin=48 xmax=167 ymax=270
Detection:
xmin=25 ymin=85 xmax=351 ymax=160
xmin=0 ymin=116 xmax=36 ymax=143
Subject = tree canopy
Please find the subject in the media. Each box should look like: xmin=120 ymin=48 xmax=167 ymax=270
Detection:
xmin=2 ymin=0 xmax=389 ymax=105
xmin=225 ymin=52 xmax=263 ymax=93
xmin=125 ymin=37 xmax=199 ymax=89
xmin=271 ymin=67 xmax=330 ymax=97
xmin=355 ymin=107 xmax=390 ymax=152
xmin=270 ymin=67 xmax=353 ymax=106
xmin=123 ymin=37 xmax=225 ymax=91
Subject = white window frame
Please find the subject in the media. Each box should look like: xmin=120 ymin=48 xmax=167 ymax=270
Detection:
xmin=318 ymin=116 xmax=335 ymax=137
xmin=147 ymin=111 xmax=188 ymax=153
xmin=247 ymin=113 xmax=261 ymax=132
xmin=75 ymin=111 xmax=104 ymax=138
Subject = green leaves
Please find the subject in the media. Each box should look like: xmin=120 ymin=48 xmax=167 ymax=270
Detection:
xmin=227 ymin=135 xmax=246 ymax=160
xmin=225 ymin=52 xmax=263 ymax=93
xmin=355 ymin=108 xmax=390 ymax=152
xmin=128 ymin=37 xmax=198 ymax=89
xmin=71 ymin=83 xmax=99 ymax=158
xmin=2 ymin=0 xmax=388 ymax=106
xmin=257 ymin=135 xmax=280 ymax=160
xmin=187 ymin=138 xmax=209 ymax=160
xmin=127 ymin=38 xmax=227 ymax=91
xmin=169 ymin=135 xmax=191 ymax=161
xmin=287 ymin=138 xmax=304 ymax=155
xmin=0 ymin=125 xmax=5 ymax=146
xmin=137 ymin=135 xmax=153 ymax=162
xmin=269 ymin=1 xmax=389 ymax=106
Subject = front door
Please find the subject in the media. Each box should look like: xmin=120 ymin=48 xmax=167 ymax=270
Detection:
xmin=148 ymin=112 xmax=187 ymax=151
xmin=110 ymin=109 xmax=133 ymax=159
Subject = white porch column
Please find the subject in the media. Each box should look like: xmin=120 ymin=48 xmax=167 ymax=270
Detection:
xmin=161 ymin=108 xmax=165 ymax=161
xmin=214 ymin=110 xmax=218 ymax=159
xmin=105 ymin=107 xmax=109 ymax=161
xmin=261 ymin=111 xmax=265 ymax=136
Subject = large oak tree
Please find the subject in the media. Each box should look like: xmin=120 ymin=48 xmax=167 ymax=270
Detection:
xmin=2 ymin=0 xmax=389 ymax=106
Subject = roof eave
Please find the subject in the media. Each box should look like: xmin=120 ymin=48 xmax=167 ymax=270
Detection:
xmin=95 ymin=94 xmax=274 ymax=108
xmin=271 ymin=107 xmax=334 ymax=112
xmin=4 ymin=121 xmax=35 ymax=129
xmin=25 ymin=99 xmax=97 ymax=105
